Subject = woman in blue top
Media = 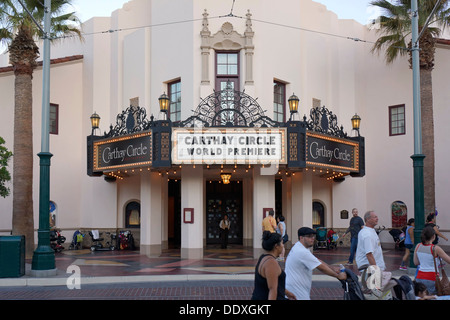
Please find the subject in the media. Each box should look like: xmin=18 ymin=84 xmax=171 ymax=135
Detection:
xmin=400 ymin=218 xmax=415 ymax=270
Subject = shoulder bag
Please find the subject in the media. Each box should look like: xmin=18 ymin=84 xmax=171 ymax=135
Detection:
xmin=432 ymin=245 xmax=450 ymax=296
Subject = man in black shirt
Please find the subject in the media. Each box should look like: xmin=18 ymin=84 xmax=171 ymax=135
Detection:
xmin=342 ymin=208 xmax=364 ymax=265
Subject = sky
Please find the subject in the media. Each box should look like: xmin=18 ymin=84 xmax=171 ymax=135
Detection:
xmin=73 ymin=0 xmax=378 ymax=25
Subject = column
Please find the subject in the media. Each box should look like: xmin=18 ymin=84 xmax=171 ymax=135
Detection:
xmin=252 ymin=166 xmax=275 ymax=258
xmin=140 ymin=171 xmax=163 ymax=256
xmin=242 ymin=177 xmax=253 ymax=247
xmin=291 ymin=171 xmax=313 ymax=234
xmin=181 ymin=166 xmax=204 ymax=259
xmin=282 ymin=176 xmax=293 ymax=246
xmin=161 ymin=174 xmax=169 ymax=250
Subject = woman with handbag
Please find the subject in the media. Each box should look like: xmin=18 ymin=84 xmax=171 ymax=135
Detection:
xmin=414 ymin=226 xmax=450 ymax=295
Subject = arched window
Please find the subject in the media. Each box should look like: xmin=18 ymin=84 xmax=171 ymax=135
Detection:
xmin=125 ymin=201 xmax=140 ymax=228
xmin=49 ymin=201 xmax=57 ymax=227
xmin=312 ymin=201 xmax=325 ymax=228
xmin=391 ymin=201 xmax=407 ymax=228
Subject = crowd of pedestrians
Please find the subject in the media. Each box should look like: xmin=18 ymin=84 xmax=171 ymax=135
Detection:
xmin=249 ymin=209 xmax=449 ymax=300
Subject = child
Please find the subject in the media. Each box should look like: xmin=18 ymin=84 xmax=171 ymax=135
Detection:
xmin=414 ymin=281 xmax=437 ymax=300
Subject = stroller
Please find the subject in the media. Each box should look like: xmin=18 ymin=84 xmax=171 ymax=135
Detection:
xmin=50 ymin=229 xmax=66 ymax=253
xmin=68 ymin=230 xmax=84 ymax=250
xmin=340 ymin=268 xmax=365 ymax=300
xmin=389 ymin=228 xmax=405 ymax=250
xmin=119 ymin=230 xmax=135 ymax=250
xmin=327 ymin=228 xmax=339 ymax=250
xmin=314 ymin=227 xmax=328 ymax=249
xmin=340 ymin=268 xmax=415 ymax=300
xmin=358 ymin=265 xmax=415 ymax=300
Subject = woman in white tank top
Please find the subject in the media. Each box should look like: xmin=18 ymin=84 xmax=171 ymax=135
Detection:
xmin=414 ymin=226 xmax=450 ymax=294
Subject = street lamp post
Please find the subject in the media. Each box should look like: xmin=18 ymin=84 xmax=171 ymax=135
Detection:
xmin=409 ymin=0 xmax=425 ymax=270
xmin=31 ymin=0 xmax=56 ymax=274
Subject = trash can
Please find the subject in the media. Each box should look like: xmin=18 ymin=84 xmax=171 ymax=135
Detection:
xmin=0 ymin=235 xmax=25 ymax=278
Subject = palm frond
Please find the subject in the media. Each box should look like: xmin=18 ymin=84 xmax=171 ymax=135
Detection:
xmin=370 ymin=0 xmax=450 ymax=65
xmin=0 ymin=0 xmax=82 ymax=42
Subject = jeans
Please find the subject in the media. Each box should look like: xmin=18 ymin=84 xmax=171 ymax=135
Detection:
xmin=415 ymin=278 xmax=437 ymax=295
xmin=348 ymin=237 xmax=358 ymax=263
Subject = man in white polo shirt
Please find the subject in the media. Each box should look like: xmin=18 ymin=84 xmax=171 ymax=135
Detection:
xmin=355 ymin=211 xmax=386 ymax=271
xmin=285 ymin=227 xmax=346 ymax=300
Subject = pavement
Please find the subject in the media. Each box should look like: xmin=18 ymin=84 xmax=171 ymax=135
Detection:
xmin=0 ymin=244 xmax=430 ymax=301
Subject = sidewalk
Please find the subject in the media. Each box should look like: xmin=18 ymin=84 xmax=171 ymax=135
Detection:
xmin=0 ymin=245 xmax=439 ymax=300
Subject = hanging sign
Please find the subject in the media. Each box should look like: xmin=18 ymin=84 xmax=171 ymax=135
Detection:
xmin=172 ymin=128 xmax=287 ymax=164
xmin=305 ymin=132 xmax=359 ymax=172
xmin=93 ymin=132 xmax=152 ymax=171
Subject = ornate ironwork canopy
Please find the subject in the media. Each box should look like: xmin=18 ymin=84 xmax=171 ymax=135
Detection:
xmin=101 ymin=81 xmax=349 ymax=139
xmin=104 ymin=105 xmax=154 ymax=138
xmin=303 ymin=105 xmax=347 ymax=138
xmin=177 ymin=81 xmax=280 ymax=128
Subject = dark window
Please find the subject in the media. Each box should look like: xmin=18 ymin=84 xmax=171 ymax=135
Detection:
xmin=389 ymin=104 xmax=405 ymax=136
xmin=215 ymin=52 xmax=239 ymax=92
xmin=168 ymin=80 xmax=181 ymax=122
xmin=273 ymin=81 xmax=286 ymax=122
xmin=125 ymin=201 xmax=140 ymax=228
xmin=216 ymin=52 xmax=238 ymax=76
xmin=312 ymin=201 xmax=325 ymax=228
xmin=215 ymin=51 xmax=240 ymax=126
xmin=50 ymin=103 xmax=59 ymax=135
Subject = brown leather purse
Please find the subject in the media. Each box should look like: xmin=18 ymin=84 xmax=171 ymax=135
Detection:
xmin=432 ymin=245 xmax=450 ymax=296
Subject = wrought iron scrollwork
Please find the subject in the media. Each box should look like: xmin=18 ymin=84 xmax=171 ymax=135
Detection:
xmin=303 ymin=106 xmax=347 ymax=138
xmin=177 ymin=81 xmax=282 ymax=128
xmin=104 ymin=105 xmax=154 ymax=137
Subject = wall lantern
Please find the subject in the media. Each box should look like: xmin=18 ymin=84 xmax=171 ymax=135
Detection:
xmin=288 ymin=93 xmax=299 ymax=114
xmin=159 ymin=92 xmax=170 ymax=113
xmin=220 ymin=172 xmax=232 ymax=184
xmin=351 ymin=113 xmax=361 ymax=136
xmin=90 ymin=111 xmax=100 ymax=135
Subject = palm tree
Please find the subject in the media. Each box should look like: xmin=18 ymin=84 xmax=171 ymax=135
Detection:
xmin=370 ymin=0 xmax=450 ymax=216
xmin=0 ymin=0 xmax=82 ymax=258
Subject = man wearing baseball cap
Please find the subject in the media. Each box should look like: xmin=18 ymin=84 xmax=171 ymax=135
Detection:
xmin=285 ymin=227 xmax=347 ymax=300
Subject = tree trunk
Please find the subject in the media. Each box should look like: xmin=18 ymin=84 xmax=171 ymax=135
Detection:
xmin=12 ymin=72 xmax=35 ymax=259
xmin=420 ymin=68 xmax=435 ymax=216
xmin=9 ymin=27 xmax=39 ymax=259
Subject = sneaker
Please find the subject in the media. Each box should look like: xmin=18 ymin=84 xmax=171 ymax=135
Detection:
xmin=399 ymin=266 xmax=407 ymax=270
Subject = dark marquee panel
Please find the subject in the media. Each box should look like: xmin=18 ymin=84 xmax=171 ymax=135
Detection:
xmin=87 ymin=86 xmax=365 ymax=180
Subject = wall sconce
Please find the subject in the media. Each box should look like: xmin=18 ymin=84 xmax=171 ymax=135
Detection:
xmin=288 ymin=93 xmax=300 ymax=121
xmin=351 ymin=113 xmax=361 ymax=136
xmin=288 ymin=93 xmax=299 ymax=114
xmin=220 ymin=172 xmax=232 ymax=184
xmin=159 ymin=92 xmax=170 ymax=113
xmin=90 ymin=111 xmax=100 ymax=135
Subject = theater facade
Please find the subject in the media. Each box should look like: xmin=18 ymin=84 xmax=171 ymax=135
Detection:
xmin=1 ymin=0 xmax=449 ymax=255
xmin=87 ymin=82 xmax=364 ymax=258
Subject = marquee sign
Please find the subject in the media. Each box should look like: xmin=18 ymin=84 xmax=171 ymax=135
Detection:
xmin=305 ymin=132 xmax=359 ymax=172
xmin=93 ymin=132 xmax=152 ymax=172
xmin=172 ymin=128 xmax=287 ymax=164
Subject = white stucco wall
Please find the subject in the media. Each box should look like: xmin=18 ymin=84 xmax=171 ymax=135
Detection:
xmin=1 ymin=0 xmax=449 ymax=244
